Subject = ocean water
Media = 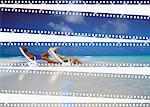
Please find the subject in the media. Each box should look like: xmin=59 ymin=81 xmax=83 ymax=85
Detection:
xmin=1 ymin=55 xmax=150 ymax=64
xmin=78 ymin=55 xmax=150 ymax=64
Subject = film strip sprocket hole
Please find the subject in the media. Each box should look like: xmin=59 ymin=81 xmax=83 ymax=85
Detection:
xmin=1 ymin=103 xmax=150 ymax=107
xmin=1 ymin=78 xmax=150 ymax=99
xmin=1 ymin=7 xmax=149 ymax=20
xmin=0 ymin=0 xmax=150 ymax=4
xmin=1 ymin=62 xmax=150 ymax=67
xmin=1 ymin=68 xmax=150 ymax=79
xmin=1 ymin=7 xmax=150 ymax=40
xmin=1 ymin=42 xmax=150 ymax=47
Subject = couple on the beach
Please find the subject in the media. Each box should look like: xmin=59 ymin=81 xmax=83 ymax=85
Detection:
xmin=22 ymin=47 xmax=82 ymax=64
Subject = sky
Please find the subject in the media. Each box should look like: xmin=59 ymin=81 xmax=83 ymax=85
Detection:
xmin=1 ymin=10 xmax=150 ymax=37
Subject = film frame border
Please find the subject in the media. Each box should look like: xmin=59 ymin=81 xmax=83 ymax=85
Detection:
xmin=0 ymin=103 xmax=150 ymax=107
xmin=0 ymin=0 xmax=150 ymax=4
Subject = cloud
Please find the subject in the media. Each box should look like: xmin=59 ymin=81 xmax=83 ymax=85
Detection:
xmin=48 ymin=22 xmax=73 ymax=32
xmin=94 ymin=20 xmax=129 ymax=34
xmin=64 ymin=15 xmax=85 ymax=24
xmin=108 ymin=20 xmax=128 ymax=34
xmin=94 ymin=24 xmax=107 ymax=33
xmin=94 ymin=28 xmax=100 ymax=32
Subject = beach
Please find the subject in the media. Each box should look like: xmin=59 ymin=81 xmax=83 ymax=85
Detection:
xmin=0 ymin=55 xmax=150 ymax=101
xmin=0 ymin=71 xmax=150 ymax=99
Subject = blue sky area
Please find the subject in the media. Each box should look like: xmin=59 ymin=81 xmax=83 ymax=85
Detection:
xmin=1 ymin=11 xmax=150 ymax=36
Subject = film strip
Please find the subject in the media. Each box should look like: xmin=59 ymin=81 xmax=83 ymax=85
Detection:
xmin=0 ymin=0 xmax=150 ymax=4
xmin=0 ymin=103 xmax=150 ymax=107
xmin=0 ymin=69 xmax=150 ymax=100
xmin=1 ymin=7 xmax=150 ymax=40
xmin=1 ymin=42 xmax=150 ymax=65
xmin=1 ymin=68 xmax=150 ymax=80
